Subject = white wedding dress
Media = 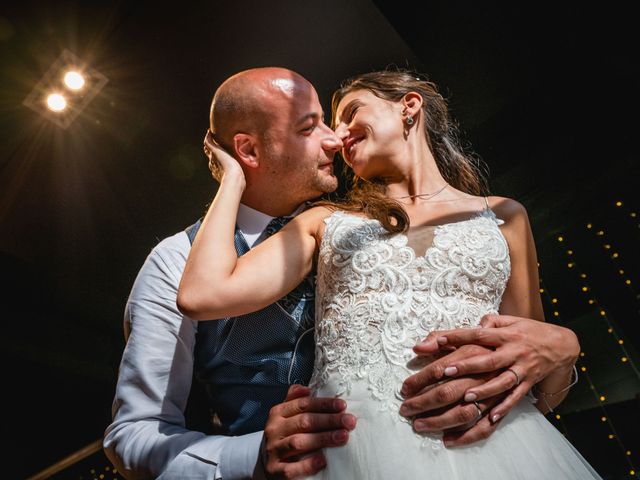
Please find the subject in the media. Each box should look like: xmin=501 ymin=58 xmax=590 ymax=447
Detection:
xmin=305 ymin=207 xmax=602 ymax=479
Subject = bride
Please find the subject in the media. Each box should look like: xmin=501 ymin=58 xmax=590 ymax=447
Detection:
xmin=178 ymin=69 xmax=601 ymax=479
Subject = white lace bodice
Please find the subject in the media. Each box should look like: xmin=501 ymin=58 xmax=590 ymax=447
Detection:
xmin=310 ymin=208 xmax=511 ymax=429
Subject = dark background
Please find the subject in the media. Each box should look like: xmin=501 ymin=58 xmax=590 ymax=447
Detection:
xmin=1 ymin=1 xmax=639 ymax=479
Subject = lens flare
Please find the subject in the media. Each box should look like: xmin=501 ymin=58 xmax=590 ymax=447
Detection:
xmin=46 ymin=93 xmax=67 ymax=112
xmin=64 ymin=71 xmax=85 ymax=90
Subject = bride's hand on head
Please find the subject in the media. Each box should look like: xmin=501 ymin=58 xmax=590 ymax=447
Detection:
xmin=203 ymin=128 xmax=245 ymax=184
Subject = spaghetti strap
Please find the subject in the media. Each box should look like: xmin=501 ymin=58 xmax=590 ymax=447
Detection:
xmin=484 ymin=196 xmax=490 ymax=210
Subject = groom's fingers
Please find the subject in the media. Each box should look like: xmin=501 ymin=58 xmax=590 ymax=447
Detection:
xmin=273 ymin=429 xmax=351 ymax=460
xmin=275 ymin=411 xmax=357 ymax=439
xmin=412 ymin=396 xmax=501 ymax=433
xmin=274 ymin=385 xmax=348 ymax=419
xmin=262 ymin=384 xmax=356 ymax=478
xmin=442 ymin=414 xmax=499 ymax=447
xmin=270 ymin=390 xmax=355 ymax=439
xmin=266 ymin=453 xmax=328 ymax=479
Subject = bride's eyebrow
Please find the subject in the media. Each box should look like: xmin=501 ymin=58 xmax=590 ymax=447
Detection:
xmin=337 ymin=100 xmax=362 ymax=122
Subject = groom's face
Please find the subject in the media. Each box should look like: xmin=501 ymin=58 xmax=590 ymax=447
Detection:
xmin=260 ymin=78 xmax=342 ymax=202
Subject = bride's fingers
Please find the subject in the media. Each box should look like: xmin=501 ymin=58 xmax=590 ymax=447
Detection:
xmin=203 ymin=129 xmax=215 ymax=155
xmin=486 ymin=382 xmax=532 ymax=423
xmin=461 ymin=369 xmax=521 ymax=402
xmin=441 ymin=351 xmax=514 ymax=378
xmin=201 ymin=134 xmax=245 ymax=177
xmin=402 ymin=345 xmax=490 ymax=397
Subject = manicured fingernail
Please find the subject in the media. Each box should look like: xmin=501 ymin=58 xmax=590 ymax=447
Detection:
xmin=464 ymin=392 xmax=477 ymax=402
xmin=491 ymin=414 xmax=501 ymax=423
xmin=444 ymin=366 xmax=458 ymax=376
xmin=400 ymin=383 xmax=409 ymax=396
xmin=437 ymin=336 xmax=448 ymax=345
xmin=334 ymin=399 xmax=347 ymax=410
xmin=416 ymin=339 xmax=436 ymax=349
xmin=443 ymin=439 xmax=455 ymax=448
xmin=314 ymin=455 xmax=327 ymax=468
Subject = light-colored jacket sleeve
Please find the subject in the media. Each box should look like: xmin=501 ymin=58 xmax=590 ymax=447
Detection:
xmin=103 ymin=232 xmax=265 ymax=480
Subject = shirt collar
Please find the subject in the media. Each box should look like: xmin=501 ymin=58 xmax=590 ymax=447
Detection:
xmin=237 ymin=202 xmax=309 ymax=248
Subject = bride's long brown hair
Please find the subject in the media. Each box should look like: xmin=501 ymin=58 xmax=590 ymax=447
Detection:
xmin=316 ymin=68 xmax=489 ymax=233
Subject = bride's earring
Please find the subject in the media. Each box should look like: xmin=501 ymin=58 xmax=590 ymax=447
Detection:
xmin=406 ymin=116 xmax=414 ymax=125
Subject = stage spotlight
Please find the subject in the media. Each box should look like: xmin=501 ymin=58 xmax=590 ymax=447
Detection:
xmin=63 ymin=71 xmax=85 ymax=91
xmin=23 ymin=49 xmax=108 ymax=129
xmin=46 ymin=93 xmax=67 ymax=112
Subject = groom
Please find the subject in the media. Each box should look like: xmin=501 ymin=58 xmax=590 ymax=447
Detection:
xmin=104 ymin=67 xmax=578 ymax=479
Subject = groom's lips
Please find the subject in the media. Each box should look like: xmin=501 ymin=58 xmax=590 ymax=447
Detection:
xmin=318 ymin=161 xmax=333 ymax=171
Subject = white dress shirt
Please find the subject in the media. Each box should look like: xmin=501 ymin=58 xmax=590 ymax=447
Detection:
xmin=103 ymin=203 xmax=295 ymax=480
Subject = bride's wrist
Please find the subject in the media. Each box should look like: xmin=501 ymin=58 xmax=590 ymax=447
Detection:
xmin=221 ymin=169 xmax=246 ymax=190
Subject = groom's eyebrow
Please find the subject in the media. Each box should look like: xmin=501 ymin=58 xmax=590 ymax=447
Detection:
xmin=295 ymin=111 xmax=325 ymax=126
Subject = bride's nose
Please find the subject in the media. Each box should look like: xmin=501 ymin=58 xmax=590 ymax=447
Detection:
xmin=334 ymin=123 xmax=349 ymax=143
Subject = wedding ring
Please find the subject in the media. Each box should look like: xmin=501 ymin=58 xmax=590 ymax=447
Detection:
xmin=506 ymin=368 xmax=521 ymax=386
xmin=473 ymin=401 xmax=483 ymax=419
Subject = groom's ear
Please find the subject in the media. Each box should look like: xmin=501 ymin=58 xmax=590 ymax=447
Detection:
xmin=233 ymin=133 xmax=260 ymax=169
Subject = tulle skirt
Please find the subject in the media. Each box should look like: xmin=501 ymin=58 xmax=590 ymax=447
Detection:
xmin=305 ymin=381 xmax=602 ymax=480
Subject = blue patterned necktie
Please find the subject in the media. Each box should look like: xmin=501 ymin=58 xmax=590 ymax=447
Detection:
xmin=263 ymin=215 xmax=293 ymax=238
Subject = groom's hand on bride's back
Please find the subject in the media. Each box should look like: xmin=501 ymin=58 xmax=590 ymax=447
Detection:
xmin=399 ymin=344 xmax=507 ymax=447
xmin=260 ymin=384 xmax=357 ymax=479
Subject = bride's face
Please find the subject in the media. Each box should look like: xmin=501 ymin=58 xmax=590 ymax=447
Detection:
xmin=333 ymin=89 xmax=406 ymax=180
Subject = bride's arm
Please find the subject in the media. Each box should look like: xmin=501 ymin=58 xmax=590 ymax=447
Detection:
xmin=176 ymin=140 xmax=323 ymax=321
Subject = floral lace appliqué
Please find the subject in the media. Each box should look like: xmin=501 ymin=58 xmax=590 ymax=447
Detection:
xmin=309 ymin=209 xmax=511 ymax=446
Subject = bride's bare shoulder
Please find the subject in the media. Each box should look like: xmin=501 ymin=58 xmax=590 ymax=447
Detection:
xmin=486 ymin=196 xmax=529 ymax=223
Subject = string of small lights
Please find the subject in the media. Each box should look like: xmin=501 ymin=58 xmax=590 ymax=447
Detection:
xmin=544 ymin=228 xmax=639 ymax=477
xmin=556 ymin=234 xmax=640 ymax=380
xmin=539 ymin=274 xmax=637 ymax=477
xmin=614 ymin=200 xmax=640 ymax=231
xmin=585 ymin=216 xmax=638 ymax=303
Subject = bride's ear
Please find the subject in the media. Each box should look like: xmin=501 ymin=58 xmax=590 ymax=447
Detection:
xmin=233 ymin=133 xmax=260 ymax=169
xmin=402 ymin=92 xmax=423 ymax=119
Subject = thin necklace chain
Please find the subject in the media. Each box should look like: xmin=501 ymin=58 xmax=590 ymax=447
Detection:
xmin=392 ymin=184 xmax=448 ymax=201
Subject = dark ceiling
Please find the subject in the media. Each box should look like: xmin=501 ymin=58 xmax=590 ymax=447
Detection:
xmin=1 ymin=1 xmax=639 ymax=478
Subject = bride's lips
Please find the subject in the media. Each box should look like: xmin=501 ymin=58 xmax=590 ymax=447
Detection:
xmin=343 ymin=136 xmax=364 ymax=163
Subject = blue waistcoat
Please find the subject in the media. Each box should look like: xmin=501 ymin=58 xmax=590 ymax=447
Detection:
xmin=186 ymin=219 xmax=316 ymax=435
